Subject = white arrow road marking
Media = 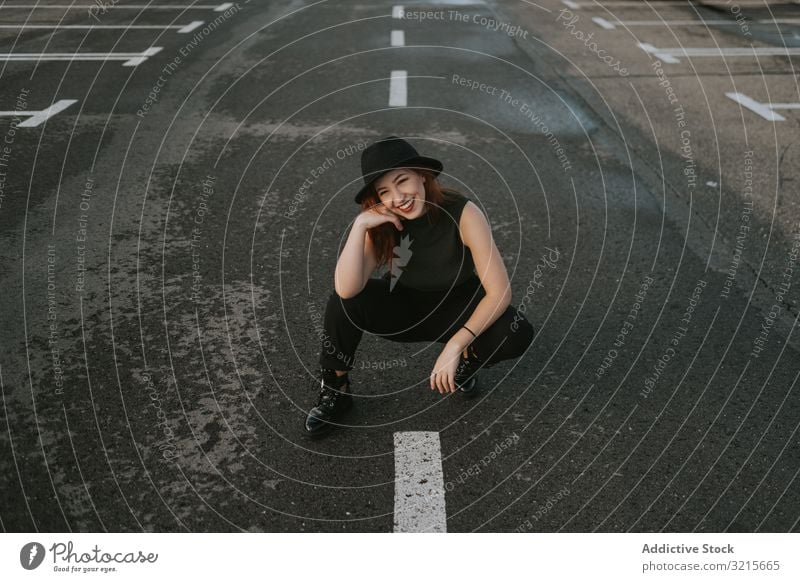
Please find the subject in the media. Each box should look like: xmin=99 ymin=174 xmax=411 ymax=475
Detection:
xmin=393 ymin=431 xmax=447 ymax=533
xmin=639 ymin=43 xmax=800 ymax=64
xmin=0 ymin=3 xmax=231 ymax=9
xmin=0 ymin=47 xmax=162 ymax=67
xmin=389 ymin=69 xmax=407 ymax=107
xmin=0 ymin=22 xmax=204 ymax=33
xmin=726 ymin=92 xmax=800 ymax=122
xmin=391 ymin=30 xmax=405 ymax=47
xmin=0 ymin=99 xmax=77 ymax=127
xmin=595 ymin=17 xmax=800 ymax=30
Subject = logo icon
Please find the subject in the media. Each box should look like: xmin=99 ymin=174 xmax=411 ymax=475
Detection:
xmin=389 ymin=234 xmax=413 ymax=291
xmin=20 ymin=542 xmax=45 ymax=570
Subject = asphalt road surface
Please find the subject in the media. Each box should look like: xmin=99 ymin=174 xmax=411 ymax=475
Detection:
xmin=1 ymin=0 xmax=799 ymax=533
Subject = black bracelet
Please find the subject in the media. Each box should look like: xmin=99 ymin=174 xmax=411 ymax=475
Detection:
xmin=462 ymin=325 xmax=477 ymax=339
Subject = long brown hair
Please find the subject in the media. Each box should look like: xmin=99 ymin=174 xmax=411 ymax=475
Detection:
xmin=360 ymin=168 xmax=461 ymax=268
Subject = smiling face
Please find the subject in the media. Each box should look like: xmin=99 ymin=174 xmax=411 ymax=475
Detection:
xmin=374 ymin=168 xmax=428 ymax=219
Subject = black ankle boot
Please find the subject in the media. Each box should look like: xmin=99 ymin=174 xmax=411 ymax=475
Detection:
xmin=455 ymin=348 xmax=483 ymax=398
xmin=304 ymin=368 xmax=353 ymax=439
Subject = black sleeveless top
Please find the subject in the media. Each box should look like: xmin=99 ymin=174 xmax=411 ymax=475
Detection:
xmin=387 ymin=192 xmax=478 ymax=292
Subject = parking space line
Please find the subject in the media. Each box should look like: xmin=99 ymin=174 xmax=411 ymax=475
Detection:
xmin=564 ymin=0 xmax=782 ymax=8
xmin=726 ymin=92 xmax=800 ymax=122
xmin=0 ymin=22 xmax=205 ymax=33
xmin=592 ymin=17 xmax=617 ymax=30
xmin=0 ymin=99 xmax=77 ymax=127
xmin=177 ymin=21 xmax=204 ymax=33
xmin=769 ymin=102 xmax=800 ymax=109
xmin=639 ymin=42 xmax=800 ymax=64
xmin=0 ymin=3 xmax=231 ymax=10
xmin=391 ymin=30 xmax=405 ymax=47
xmin=389 ymin=69 xmax=407 ymax=107
xmin=393 ymin=431 xmax=447 ymax=533
xmin=0 ymin=46 xmax=163 ymax=66
xmin=594 ymin=17 xmax=800 ymax=30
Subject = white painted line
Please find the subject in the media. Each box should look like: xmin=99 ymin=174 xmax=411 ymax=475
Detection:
xmin=564 ymin=0 xmax=775 ymax=8
xmin=389 ymin=69 xmax=407 ymax=107
xmin=177 ymin=21 xmax=205 ymax=33
xmin=121 ymin=46 xmax=162 ymax=66
xmin=726 ymin=92 xmax=789 ymax=121
xmin=393 ymin=431 xmax=447 ymax=533
xmin=19 ymin=99 xmax=78 ymax=127
xmin=392 ymin=5 xmax=404 ymax=19
xmin=594 ymin=17 xmax=800 ymax=30
xmin=0 ymin=3 xmax=228 ymax=9
xmin=391 ymin=30 xmax=405 ymax=47
xmin=592 ymin=17 xmax=616 ymax=30
xmin=638 ymin=42 xmax=679 ymax=64
xmin=769 ymin=103 xmax=800 ymax=109
xmin=0 ymin=99 xmax=77 ymax=127
xmin=0 ymin=22 xmax=204 ymax=33
xmin=0 ymin=47 xmax=162 ymax=67
xmin=639 ymin=43 xmax=800 ymax=63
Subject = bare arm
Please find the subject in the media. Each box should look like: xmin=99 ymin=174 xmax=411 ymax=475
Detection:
xmin=335 ymin=203 xmax=404 ymax=298
xmin=449 ymin=201 xmax=512 ymax=352
xmin=430 ymin=201 xmax=512 ymax=393
xmin=334 ymin=223 xmax=372 ymax=299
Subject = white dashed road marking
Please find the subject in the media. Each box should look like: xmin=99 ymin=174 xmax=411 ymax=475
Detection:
xmin=389 ymin=69 xmax=407 ymax=107
xmin=726 ymin=92 xmax=800 ymax=122
xmin=0 ymin=99 xmax=77 ymax=127
xmin=0 ymin=47 xmax=163 ymax=67
xmin=386 ymin=11 xmax=447 ymax=532
xmin=178 ymin=21 xmax=205 ymax=33
xmin=592 ymin=17 xmax=617 ymax=30
xmin=393 ymin=432 xmax=447 ymax=533
xmin=0 ymin=22 xmax=205 ymax=34
xmin=593 ymin=17 xmax=800 ymax=30
xmin=639 ymin=43 xmax=800 ymax=64
xmin=564 ymin=0 xmax=774 ymax=8
xmin=391 ymin=30 xmax=405 ymax=47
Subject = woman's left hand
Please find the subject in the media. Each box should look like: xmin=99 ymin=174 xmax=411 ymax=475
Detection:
xmin=430 ymin=343 xmax=463 ymax=394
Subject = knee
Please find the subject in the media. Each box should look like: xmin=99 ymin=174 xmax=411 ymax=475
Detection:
xmin=508 ymin=311 xmax=535 ymax=355
xmin=478 ymin=308 xmax=534 ymax=366
xmin=517 ymin=317 xmax=535 ymax=349
xmin=328 ymin=286 xmax=365 ymax=309
xmin=326 ymin=289 xmax=343 ymax=310
xmin=325 ymin=290 xmax=351 ymax=324
xmin=327 ymin=279 xmax=380 ymax=314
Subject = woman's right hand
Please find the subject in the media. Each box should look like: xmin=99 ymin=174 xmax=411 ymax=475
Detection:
xmin=355 ymin=203 xmax=404 ymax=231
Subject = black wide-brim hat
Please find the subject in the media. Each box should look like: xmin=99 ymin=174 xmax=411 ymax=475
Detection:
xmin=354 ymin=135 xmax=443 ymax=204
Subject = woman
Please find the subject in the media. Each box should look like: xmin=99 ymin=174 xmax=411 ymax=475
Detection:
xmin=304 ymin=136 xmax=535 ymax=438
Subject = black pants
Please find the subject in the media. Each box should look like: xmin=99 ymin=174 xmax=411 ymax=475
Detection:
xmin=318 ymin=274 xmax=535 ymax=372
